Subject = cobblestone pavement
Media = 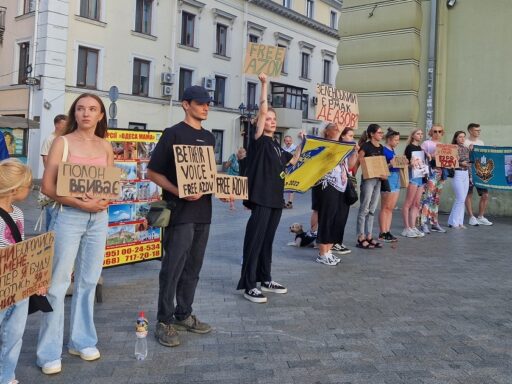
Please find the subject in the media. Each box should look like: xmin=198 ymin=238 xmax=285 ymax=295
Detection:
xmin=15 ymin=190 xmax=512 ymax=383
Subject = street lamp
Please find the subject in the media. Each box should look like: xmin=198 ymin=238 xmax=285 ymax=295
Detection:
xmin=238 ymin=102 xmax=259 ymax=151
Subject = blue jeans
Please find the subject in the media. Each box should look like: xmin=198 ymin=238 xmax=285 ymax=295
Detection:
xmin=37 ymin=206 xmax=107 ymax=366
xmin=357 ymin=178 xmax=381 ymax=237
xmin=44 ymin=203 xmax=58 ymax=232
xmin=0 ymin=298 xmax=29 ymax=384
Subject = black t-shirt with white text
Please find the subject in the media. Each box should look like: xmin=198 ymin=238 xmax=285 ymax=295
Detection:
xmin=359 ymin=141 xmax=384 ymax=157
xmin=148 ymin=122 xmax=215 ymax=225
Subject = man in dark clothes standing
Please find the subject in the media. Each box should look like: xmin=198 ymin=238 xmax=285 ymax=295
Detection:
xmin=148 ymin=86 xmax=215 ymax=347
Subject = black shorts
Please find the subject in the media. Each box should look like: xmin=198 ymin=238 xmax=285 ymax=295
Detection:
xmin=468 ymin=183 xmax=488 ymax=196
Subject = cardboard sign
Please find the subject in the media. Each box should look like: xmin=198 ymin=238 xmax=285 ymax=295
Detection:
xmin=214 ymin=175 xmax=248 ymax=200
xmin=0 ymin=232 xmax=54 ymax=310
xmin=399 ymin=169 xmax=409 ymax=188
xmin=361 ymin=156 xmax=390 ymax=180
xmin=315 ymin=84 xmax=359 ymax=131
xmin=435 ymin=144 xmax=459 ymax=168
xmin=57 ymin=163 xmax=122 ymax=199
xmin=174 ymin=145 xmax=217 ymax=198
xmin=244 ymin=43 xmax=286 ymax=77
xmin=391 ymin=155 xmax=408 ymax=168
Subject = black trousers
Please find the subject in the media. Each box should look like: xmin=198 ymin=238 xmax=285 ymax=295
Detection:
xmin=316 ymin=184 xmax=350 ymax=245
xmin=237 ymin=205 xmax=282 ymax=291
xmin=157 ymin=223 xmax=210 ymax=323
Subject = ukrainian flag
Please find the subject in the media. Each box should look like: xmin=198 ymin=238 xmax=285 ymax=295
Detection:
xmin=284 ymin=135 xmax=355 ymax=193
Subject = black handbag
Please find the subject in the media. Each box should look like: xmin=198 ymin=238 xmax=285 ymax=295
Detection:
xmin=344 ymin=168 xmax=358 ymax=206
xmin=0 ymin=207 xmax=53 ymax=315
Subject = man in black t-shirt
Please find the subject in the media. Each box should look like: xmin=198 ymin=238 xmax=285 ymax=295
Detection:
xmin=148 ymin=86 xmax=215 ymax=347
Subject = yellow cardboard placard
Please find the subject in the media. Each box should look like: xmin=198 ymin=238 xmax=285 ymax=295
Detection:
xmin=57 ymin=162 xmax=122 ymax=199
xmin=173 ymin=145 xmax=217 ymax=198
xmin=315 ymin=84 xmax=359 ymax=131
xmin=214 ymin=175 xmax=248 ymax=200
xmin=244 ymin=43 xmax=286 ymax=77
xmin=0 ymin=232 xmax=54 ymax=310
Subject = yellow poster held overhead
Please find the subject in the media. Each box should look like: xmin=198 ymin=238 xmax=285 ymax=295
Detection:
xmin=284 ymin=136 xmax=355 ymax=193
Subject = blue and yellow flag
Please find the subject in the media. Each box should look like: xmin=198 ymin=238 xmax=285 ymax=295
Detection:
xmin=284 ymin=135 xmax=355 ymax=193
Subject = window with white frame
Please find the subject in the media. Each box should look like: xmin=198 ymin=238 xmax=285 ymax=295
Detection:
xmin=306 ymin=0 xmax=314 ymax=18
xmin=302 ymin=94 xmax=309 ymax=119
xmin=132 ymin=58 xmax=150 ymax=97
xmin=135 ymin=0 xmax=153 ymax=35
xmin=330 ymin=10 xmax=338 ymax=29
xmin=17 ymin=42 xmax=30 ymax=84
xmin=216 ymin=24 xmax=228 ymax=56
xmin=323 ymin=59 xmax=331 ymax=85
xmin=179 ymin=68 xmax=193 ymax=100
xmin=213 ymin=75 xmax=226 ymax=107
xmin=249 ymin=34 xmax=259 ymax=43
xmin=181 ymin=11 xmax=195 ymax=47
xmin=247 ymin=21 xmax=266 ymax=44
xmin=212 ymin=130 xmax=223 ymax=165
xmin=277 ymin=44 xmax=287 ymax=75
xmin=274 ymin=32 xmax=293 ymax=75
xmin=77 ymin=46 xmax=99 ymax=88
xmin=247 ymin=82 xmax=257 ymax=110
xmin=300 ymin=52 xmax=310 ymax=79
xmin=80 ymin=0 xmax=100 ymax=21
xmin=23 ymin=0 xmax=35 ymax=14
xmin=282 ymin=0 xmax=291 ymax=8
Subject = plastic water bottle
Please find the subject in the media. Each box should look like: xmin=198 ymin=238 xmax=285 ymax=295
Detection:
xmin=135 ymin=311 xmax=148 ymax=360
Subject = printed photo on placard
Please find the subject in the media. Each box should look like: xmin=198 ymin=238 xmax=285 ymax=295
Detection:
xmin=115 ymin=162 xmax=138 ymax=181
xmin=112 ymin=142 xmax=125 ymax=160
xmin=411 ymin=151 xmax=429 ymax=179
xmin=121 ymin=182 xmax=137 ymax=201
xmin=137 ymin=142 xmax=156 ymax=160
xmin=137 ymin=226 xmax=160 ymax=242
xmin=137 ymin=182 xmax=151 ymax=200
xmin=123 ymin=142 xmax=137 ymax=160
xmin=135 ymin=202 xmax=150 ymax=220
xmin=137 ymin=161 xmax=149 ymax=180
xmin=148 ymin=182 xmax=161 ymax=200
xmin=108 ymin=203 xmax=135 ymax=224
xmin=107 ymin=224 xmax=136 ymax=246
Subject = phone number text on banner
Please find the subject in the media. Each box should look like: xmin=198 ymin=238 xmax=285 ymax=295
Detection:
xmin=104 ymin=240 xmax=161 ymax=268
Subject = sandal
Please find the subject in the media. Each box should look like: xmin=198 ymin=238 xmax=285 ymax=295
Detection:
xmin=367 ymin=238 xmax=383 ymax=248
xmin=356 ymin=238 xmax=375 ymax=249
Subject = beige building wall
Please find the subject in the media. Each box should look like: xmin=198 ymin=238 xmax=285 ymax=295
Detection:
xmin=337 ymin=0 xmax=512 ymax=216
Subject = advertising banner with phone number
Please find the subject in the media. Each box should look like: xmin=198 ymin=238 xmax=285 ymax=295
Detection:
xmin=104 ymin=129 xmax=163 ymax=268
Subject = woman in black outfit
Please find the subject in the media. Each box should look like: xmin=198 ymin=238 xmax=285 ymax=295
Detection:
xmin=238 ymin=73 xmax=300 ymax=303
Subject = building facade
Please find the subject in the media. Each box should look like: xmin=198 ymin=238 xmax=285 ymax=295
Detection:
xmin=338 ymin=0 xmax=512 ymax=215
xmin=0 ymin=0 xmax=341 ymax=177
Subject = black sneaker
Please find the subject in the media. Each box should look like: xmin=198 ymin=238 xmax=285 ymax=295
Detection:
xmin=172 ymin=315 xmax=212 ymax=334
xmin=378 ymin=232 xmax=392 ymax=243
xmin=331 ymin=243 xmax=351 ymax=255
xmin=261 ymin=281 xmax=288 ymax=294
xmin=244 ymin=288 xmax=267 ymax=303
xmin=155 ymin=322 xmax=180 ymax=347
xmin=386 ymin=232 xmax=398 ymax=242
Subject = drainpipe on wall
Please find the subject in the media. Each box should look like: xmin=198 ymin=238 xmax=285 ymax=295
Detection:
xmin=168 ymin=1 xmax=179 ymax=124
xmin=425 ymin=0 xmax=437 ymax=133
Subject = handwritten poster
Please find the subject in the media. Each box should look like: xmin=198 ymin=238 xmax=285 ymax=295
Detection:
xmin=435 ymin=144 xmax=459 ymax=168
xmin=56 ymin=163 xmax=122 ymax=199
xmin=244 ymin=43 xmax=286 ymax=77
xmin=215 ymin=175 xmax=248 ymax=200
xmin=0 ymin=232 xmax=54 ymax=310
xmin=315 ymin=84 xmax=359 ymax=130
xmin=173 ymin=145 xmax=217 ymax=198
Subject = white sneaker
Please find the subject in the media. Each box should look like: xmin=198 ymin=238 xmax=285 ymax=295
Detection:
xmin=477 ymin=216 xmax=493 ymax=226
xmin=468 ymin=216 xmax=479 ymax=226
xmin=412 ymin=227 xmax=425 ymax=237
xmin=69 ymin=347 xmax=101 ymax=361
xmin=401 ymin=228 xmax=417 ymax=238
xmin=315 ymin=253 xmax=338 ymax=266
xmin=420 ymin=224 xmax=430 ymax=234
xmin=41 ymin=359 xmax=62 ymax=375
xmin=330 ymin=253 xmax=341 ymax=263
xmin=8 ymin=379 xmax=19 ymax=384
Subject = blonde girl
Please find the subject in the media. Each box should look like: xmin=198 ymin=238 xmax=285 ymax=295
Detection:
xmin=0 ymin=159 xmax=40 ymax=384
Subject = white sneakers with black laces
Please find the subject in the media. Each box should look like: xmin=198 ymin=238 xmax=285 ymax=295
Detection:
xmin=261 ymin=281 xmax=287 ymax=294
xmin=244 ymin=288 xmax=267 ymax=303
xmin=477 ymin=216 xmax=493 ymax=226
xmin=331 ymin=243 xmax=351 ymax=255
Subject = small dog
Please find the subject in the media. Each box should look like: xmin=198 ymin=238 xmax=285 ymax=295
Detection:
xmin=289 ymin=223 xmax=317 ymax=247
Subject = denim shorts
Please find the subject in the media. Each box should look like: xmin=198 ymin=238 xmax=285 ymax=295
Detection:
xmin=409 ymin=173 xmax=425 ymax=187
xmin=385 ymin=171 xmax=401 ymax=193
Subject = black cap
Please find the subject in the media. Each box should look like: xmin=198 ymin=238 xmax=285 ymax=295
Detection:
xmin=182 ymin=85 xmax=212 ymax=103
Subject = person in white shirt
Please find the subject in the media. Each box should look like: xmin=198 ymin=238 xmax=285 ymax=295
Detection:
xmin=463 ymin=123 xmax=492 ymax=226
xmin=282 ymin=135 xmax=297 ymax=208
xmin=39 ymin=114 xmax=67 ymax=230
